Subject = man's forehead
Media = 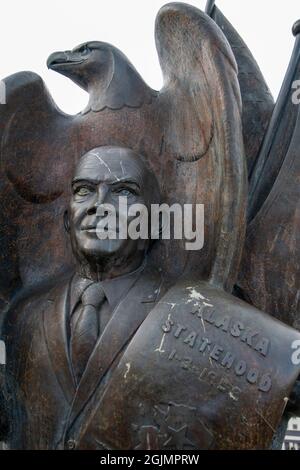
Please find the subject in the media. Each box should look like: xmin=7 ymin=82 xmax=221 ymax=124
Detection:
xmin=74 ymin=148 xmax=146 ymax=182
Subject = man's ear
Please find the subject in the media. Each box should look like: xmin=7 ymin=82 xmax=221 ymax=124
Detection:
xmin=64 ymin=210 xmax=70 ymax=233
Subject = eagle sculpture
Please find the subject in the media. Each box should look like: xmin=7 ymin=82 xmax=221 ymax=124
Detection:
xmin=0 ymin=0 xmax=299 ymax=336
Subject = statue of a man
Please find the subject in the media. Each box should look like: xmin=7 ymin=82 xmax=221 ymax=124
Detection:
xmin=2 ymin=146 xmax=165 ymax=450
xmin=2 ymin=144 xmax=300 ymax=451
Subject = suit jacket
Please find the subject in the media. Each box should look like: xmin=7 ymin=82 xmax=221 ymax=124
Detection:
xmin=3 ymin=264 xmax=164 ymax=449
xmin=3 ymin=273 xmax=300 ymax=450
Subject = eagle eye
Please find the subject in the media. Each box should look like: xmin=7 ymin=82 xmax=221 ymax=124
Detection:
xmin=80 ymin=46 xmax=91 ymax=56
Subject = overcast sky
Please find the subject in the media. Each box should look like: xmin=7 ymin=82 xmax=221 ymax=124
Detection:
xmin=1 ymin=0 xmax=299 ymax=114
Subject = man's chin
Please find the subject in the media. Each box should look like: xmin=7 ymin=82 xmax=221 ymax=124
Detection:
xmin=79 ymin=239 xmax=124 ymax=259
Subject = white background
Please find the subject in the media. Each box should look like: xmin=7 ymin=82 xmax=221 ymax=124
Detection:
xmin=1 ymin=0 xmax=299 ymax=114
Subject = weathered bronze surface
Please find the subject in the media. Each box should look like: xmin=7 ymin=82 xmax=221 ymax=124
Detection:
xmin=207 ymin=1 xmax=300 ymax=332
xmin=3 ymin=146 xmax=167 ymax=449
xmin=0 ymin=3 xmax=246 ymax=304
xmin=0 ymin=1 xmax=300 ymax=450
xmin=91 ymin=282 xmax=300 ymax=450
xmin=238 ymin=25 xmax=300 ymax=330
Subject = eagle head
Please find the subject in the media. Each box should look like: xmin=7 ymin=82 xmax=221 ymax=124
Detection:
xmin=47 ymin=41 xmax=156 ymax=113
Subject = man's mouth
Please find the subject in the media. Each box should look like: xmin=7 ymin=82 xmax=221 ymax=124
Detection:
xmin=81 ymin=225 xmax=97 ymax=232
xmin=82 ymin=226 xmax=118 ymax=233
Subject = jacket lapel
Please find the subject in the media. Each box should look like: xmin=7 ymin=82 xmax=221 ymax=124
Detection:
xmin=67 ymin=267 xmax=163 ymax=428
xmin=43 ymin=280 xmax=76 ymax=404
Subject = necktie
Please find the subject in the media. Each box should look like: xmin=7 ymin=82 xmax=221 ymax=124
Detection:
xmin=70 ymin=282 xmax=106 ymax=384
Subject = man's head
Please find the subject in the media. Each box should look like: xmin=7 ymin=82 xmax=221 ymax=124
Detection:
xmin=66 ymin=146 xmax=160 ymax=272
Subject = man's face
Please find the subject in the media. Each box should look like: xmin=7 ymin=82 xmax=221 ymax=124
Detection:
xmin=69 ymin=147 xmax=154 ymax=263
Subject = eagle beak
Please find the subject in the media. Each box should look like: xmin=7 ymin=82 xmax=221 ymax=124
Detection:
xmin=47 ymin=50 xmax=85 ymax=70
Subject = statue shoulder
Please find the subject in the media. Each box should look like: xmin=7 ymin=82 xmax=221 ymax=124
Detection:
xmin=2 ymin=273 xmax=71 ymax=339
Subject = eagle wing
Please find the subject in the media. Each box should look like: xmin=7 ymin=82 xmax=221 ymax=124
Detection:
xmin=238 ymin=25 xmax=300 ymax=329
xmin=154 ymin=3 xmax=247 ymax=292
xmin=205 ymin=3 xmax=300 ymax=329
xmin=206 ymin=1 xmax=274 ymax=176
xmin=0 ymin=72 xmax=75 ymax=311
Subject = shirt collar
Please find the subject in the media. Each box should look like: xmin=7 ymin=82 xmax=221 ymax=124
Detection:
xmin=70 ymin=260 xmax=146 ymax=314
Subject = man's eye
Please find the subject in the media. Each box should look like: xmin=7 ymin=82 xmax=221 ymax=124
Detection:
xmin=114 ymin=188 xmax=135 ymax=197
xmin=75 ymin=187 xmax=91 ymax=196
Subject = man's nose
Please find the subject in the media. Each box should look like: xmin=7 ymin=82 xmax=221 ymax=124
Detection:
xmin=87 ymin=184 xmax=109 ymax=215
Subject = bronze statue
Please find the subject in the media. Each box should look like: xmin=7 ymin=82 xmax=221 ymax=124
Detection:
xmin=3 ymin=146 xmax=166 ymax=449
xmin=2 ymin=144 xmax=299 ymax=450
xmin=0 ymin=1 xmax=300 ymax=450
